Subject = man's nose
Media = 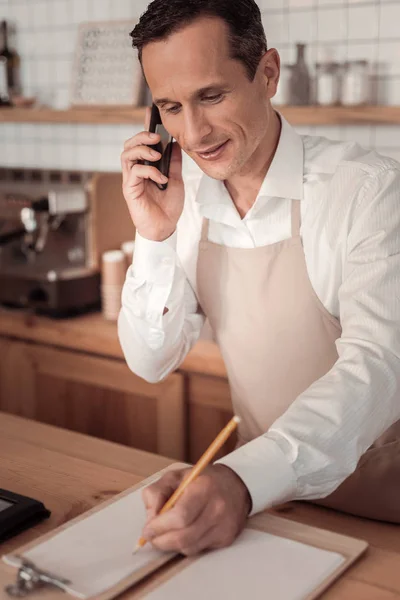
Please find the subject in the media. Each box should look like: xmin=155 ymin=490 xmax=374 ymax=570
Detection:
xmin=183 ymin=108 xmax=213 ymax=150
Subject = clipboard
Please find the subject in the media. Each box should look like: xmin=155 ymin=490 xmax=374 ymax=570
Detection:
xmin=0 ymin=463 xmax=368 ymax=600
xmin=130 ymin=513 xmax=368 ymax=600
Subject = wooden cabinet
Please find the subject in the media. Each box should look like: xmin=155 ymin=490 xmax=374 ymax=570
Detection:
xmin=0 ymin=338 xmax=185 ymax=461
xmin=0 ymin=311 xmax=235 ymax=464
xmin=187 ymin=373 xmax=235 ymax=463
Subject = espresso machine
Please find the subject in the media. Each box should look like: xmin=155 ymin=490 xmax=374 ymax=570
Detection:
xmin=0 ymin=168 xmax=134 ymax=317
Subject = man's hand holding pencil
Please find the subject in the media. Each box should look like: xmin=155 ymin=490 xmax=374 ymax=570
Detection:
xmin=135 ymin=416 xmax=252 ymax=556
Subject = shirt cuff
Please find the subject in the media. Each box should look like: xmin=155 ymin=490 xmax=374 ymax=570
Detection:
xmin=132 ymin=230 xmax=177 ymax=284
xmin=215 ymin=436 xmax=297 ymax=516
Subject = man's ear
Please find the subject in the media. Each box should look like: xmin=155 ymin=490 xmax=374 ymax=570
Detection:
xmin=260 ymin=48 xmax=280 ymax=99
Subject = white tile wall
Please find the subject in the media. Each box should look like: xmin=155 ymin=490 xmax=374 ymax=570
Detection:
xmin=71 ymin=0 xmax=93 ymax=24
xmin=312 ymin=125 xmax=346 ymax=141
xmin=377 ymin=77 xmax=400 ymax=105
xmin=317 ymin=8 xmax=347 ymax=43
xmin=378 ymin=41 xmax=400 ymax=77
xmin=0 ymin=0 xmax=399 ymax=170
xmin=294 ymin=125 xmax=317 ymax=135
xmin=289 ymin=0 xmax=315 ymax=9
xmin=341 ymin=125 xmax=374 ymax=147
xmin=348 ymin=4 xmax=379 ymax=41
xmin=316 ymin=43 xmax=347 ymax=63
xmin=379 ymin=3 xmax=400 ymax=40
xmin=262 ymin=0 xmax=287 ymax=10
xmin=347 ymin=42 xmax=378 ymax=65
xmin=383 ymin=149 xmax=400 ymax=162
xmin=375 ymin=125 xmax=400 ymax=148
xmin=317 ymin=0 xmax=345 ymax=6
xmin=49 ymin=0 xmax=70 ymax=27
xmin=262 ymin=12 xmax=289 ymax=46
xmin=288 ymin=10 xmax=317 ymax=44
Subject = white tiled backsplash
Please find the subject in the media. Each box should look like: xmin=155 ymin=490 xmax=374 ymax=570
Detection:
xmin=1 ymin=0 xmax=400 ymax=171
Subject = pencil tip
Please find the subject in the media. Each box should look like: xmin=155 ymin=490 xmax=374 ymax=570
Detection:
xmin=132 ymin=546 xmax=140 ymax=555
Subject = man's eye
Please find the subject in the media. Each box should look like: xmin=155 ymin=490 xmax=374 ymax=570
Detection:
xmin=165 ymin=105 xmax=181 ymax=115
xmin=204 ymin=94 xmax=223 ymax=103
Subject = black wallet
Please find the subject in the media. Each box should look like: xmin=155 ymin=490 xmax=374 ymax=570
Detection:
xmin=0 ymin=488 xmax=51 ymax=544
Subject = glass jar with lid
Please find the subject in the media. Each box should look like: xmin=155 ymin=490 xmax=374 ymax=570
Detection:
xmin=315 ymin=62 xmax=340 ymax=106
xmin=341 ymin=60 xmax=370 ymax=106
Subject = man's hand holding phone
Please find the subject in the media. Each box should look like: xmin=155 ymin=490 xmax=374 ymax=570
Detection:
xmin=121 ymin=106 xmax=184 ymax=242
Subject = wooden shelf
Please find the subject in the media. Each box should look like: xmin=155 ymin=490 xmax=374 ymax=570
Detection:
xmin=0 ymin=105 xmax=400 ymax=125
xmin=0 ymin=106 xmax=146 ymax=125
xmin=279 ymin=105 xmax=400 ymax=125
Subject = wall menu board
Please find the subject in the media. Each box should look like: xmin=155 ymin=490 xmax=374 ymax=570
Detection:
xmin=71 ymin=20 xmax=145 ymax=108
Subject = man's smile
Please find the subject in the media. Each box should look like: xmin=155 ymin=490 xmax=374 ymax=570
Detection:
xmin=195 ymin=140 xmax=230 ymax=161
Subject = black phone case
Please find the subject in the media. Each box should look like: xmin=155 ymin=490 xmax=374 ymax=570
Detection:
xmin=0 ymin=489 xmax=51 ymax=544
xmin=144 ymin=104 xmax=173 ymax=191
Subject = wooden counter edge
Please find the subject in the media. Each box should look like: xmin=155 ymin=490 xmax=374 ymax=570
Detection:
xmin=0 ymin=309 xmax=228 ymax=378
xmin=2 ymin=413 xmax=400 ymax=599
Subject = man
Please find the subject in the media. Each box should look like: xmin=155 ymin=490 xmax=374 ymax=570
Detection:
xmin=119 ymin=0 xmax=400 ymax=556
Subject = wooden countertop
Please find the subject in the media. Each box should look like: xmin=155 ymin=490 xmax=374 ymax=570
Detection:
xmin=0 ymin=308 xmax=227 ymax=379
xmin=1 ymin=413 xmax=400 ymax=598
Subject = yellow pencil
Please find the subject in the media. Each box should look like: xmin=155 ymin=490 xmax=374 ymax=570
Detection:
xmin=133 ymin=415 xmax=241 ymax=553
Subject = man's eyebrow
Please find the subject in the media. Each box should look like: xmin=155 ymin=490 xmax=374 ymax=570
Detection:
xmin=154 ymin=97 xmax=175 ymax=107
xmin=154 ymin=84 xmax=227 ymax=107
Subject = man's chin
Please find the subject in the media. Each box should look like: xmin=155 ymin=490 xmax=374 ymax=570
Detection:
xmin=192 ymin=158 xmax=233 ymax=181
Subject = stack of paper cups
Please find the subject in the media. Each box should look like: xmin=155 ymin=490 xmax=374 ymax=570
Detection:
xmin=101 ymin=250 xmax=126 ymax=321
xmin=121 ymin=240 xmax=135 ymax=267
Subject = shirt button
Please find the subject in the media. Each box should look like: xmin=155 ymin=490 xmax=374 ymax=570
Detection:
xmin=149 ymin=328 xmax=164 ymax=349
xmin=162 ymin=257 xmax=172 ymax=266
xmin=149 ymin=327 xmax=163 ymax=337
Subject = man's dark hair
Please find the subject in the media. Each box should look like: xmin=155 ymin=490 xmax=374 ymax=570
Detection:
xmin=130 ymin=0 xmax=268 ymax=81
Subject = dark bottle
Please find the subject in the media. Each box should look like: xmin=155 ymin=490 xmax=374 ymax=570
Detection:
xmin=290 ymin=43 xmax=311 ymax=106
xmin=0 ymin=20 xmax=19 ymax=105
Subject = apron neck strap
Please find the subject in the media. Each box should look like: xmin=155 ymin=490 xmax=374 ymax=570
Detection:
xmin=291 ymin=199 xmax=301 ymax=237
xmin=201 ymin=217 xmax=210 ymax=241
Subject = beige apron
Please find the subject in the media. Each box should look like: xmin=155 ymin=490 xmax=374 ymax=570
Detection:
xmin=196 ymin=199 xmax=400 ymax=523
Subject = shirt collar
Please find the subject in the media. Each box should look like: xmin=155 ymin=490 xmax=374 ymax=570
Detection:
xmin=195 ymin=113 xmax=304 ymax=210
xmin=257 ymin=113 xmax=304 ymax=201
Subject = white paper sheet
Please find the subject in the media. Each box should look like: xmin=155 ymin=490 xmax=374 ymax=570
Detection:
xmin=3 ymin=484 xmax=174 ymax=599
xmin=146 ymin=529 xmax=345 ymax=600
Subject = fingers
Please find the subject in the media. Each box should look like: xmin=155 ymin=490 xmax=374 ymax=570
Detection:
xmin=142 ymin=470 xmax=187 ymax=520
xmin=121 ymin=131 xmax=162 ymax=185
xmin=121 ymin=131 xmax=181 ymax=189
xmin=143 ymin=476 xmax=220 ymax=553
xmin=142 ymin=468 xmax=249 ymax=557
xmin=148 ymin=497 xmax=238 ymax=556
xmin=168 ymin=142 xmax=183 ymax=181
xmin=179 ymin=523 xmax=238 ymax=557
xmin=121 ymin=146 xmax=161 ymax=183
xmin=124 ymin=164 xmax=168 ymax=189
xmin=123 ymin=131 xmax=160 ymax=152
xmin=144 ymin=105 xmax=151 ymax=131
xmin=143 ymin=477 xmax=209 ymax=540
xmin=150 ymin=513 xmax=215 ymax=556
xmin=121 ymin=145 xmax=161 ymax=163
xmin=121 ymin=145 xmax=160 ymax=180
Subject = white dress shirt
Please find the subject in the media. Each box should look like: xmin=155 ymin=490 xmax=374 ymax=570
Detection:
xmin=118 ymin=115 xmax=400 ymax=515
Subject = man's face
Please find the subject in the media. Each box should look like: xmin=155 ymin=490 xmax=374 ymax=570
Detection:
xmin=142 ymin=17 xmax=278 ymax=180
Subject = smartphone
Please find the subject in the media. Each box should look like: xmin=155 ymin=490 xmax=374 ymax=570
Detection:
xmin=143 ymin=103 xmax=174 ymax=191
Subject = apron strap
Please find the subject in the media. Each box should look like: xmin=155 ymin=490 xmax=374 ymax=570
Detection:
xmin=200 ymin=217 xmax=210 ymax=242
xmin=291 ymin=199 xmax=301 ymax=238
